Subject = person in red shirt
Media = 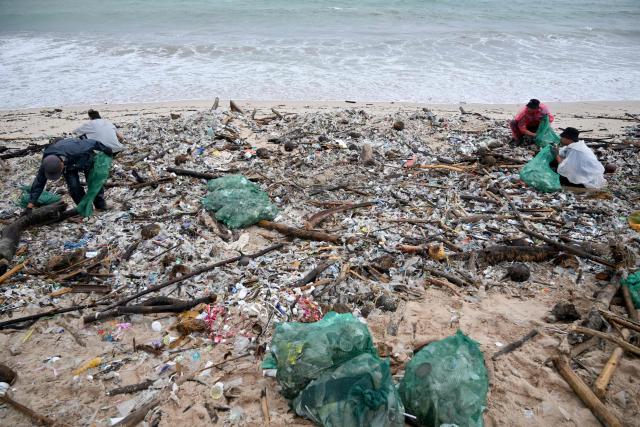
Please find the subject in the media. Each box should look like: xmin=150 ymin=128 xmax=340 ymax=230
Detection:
xmin=509 ymin=99 xmax=554 ymax=144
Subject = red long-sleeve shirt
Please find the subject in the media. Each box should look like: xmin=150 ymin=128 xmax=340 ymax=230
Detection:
xmin=514 ymin=103 xmax=554 ymax=132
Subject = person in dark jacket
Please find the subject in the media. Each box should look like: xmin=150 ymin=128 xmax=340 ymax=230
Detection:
xmin=26 ymin=137 xmax=113 ymax=212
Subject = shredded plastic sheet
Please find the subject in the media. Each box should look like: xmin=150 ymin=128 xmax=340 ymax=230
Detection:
xmin=519 ymin=145 xmax=561 ymax=193
xmin=202 ymin=175 xmax=278 ymax=229
xmin=18 ymin=185 xmax=61 ymax=208
xmin=622 ymin=272 xmax=640 ymax=309
xmin=264 ymin=311 xmax=377 ymax=400
xmin=76 ymin=152 xmax=112 ymax=217
xmin=399 ymin=330 xmax=489 ymax=427
xmin=534 ymin=115 xmax=560 ymax=148
xmin=292 ymin=353 xmax=405 ymax=427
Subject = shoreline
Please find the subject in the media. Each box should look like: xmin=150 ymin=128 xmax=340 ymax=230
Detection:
xmin=2 ymin=99 xmax=639 ymax=144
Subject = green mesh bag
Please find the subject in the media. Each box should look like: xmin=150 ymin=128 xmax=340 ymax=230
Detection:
xmin=267 ymin=312 xmax=377 ymax=400
xmin=534 ymin=115 xmax=560 ymax=148
xmin=399 ymin=330 xmax=489 ymax=427
xmin=292 ymin=353 xmax=405 ymax=427
xmin=519 ymin=145 xmax=561 ymax=193
xmin=202 ymin=174 xmax=278 ymax=229
xmin=76 ymin=152 xmax=112 ymax=217
xmin=621 ymin=272 xmax=640 ymax=309
xmin=18 ymin=185 xmax=61 ymax=208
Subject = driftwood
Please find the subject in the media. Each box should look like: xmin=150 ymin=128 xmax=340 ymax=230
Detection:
xmin=107 ymin=379 xmax=155 ymax=396
xmin=621 ymin=284 xmax=639 ymax=321
xmin=451 ymin=245 xmax=558 ymax=265
xmin=460 ymin=194 xmax=500 ymax=205
xmin=551 ymin=356 xmax=622 ymax=427
xmin=292 ymin=262 xmax=332 ymax=288
xmin=129 ymin=176 xmax=174 ymax=190
xmin=598 ymin=309 xmax=640 ymax=333
xmin=166 ymin=167 xmax=222 ymax=180
xmin=305 ymin=201 xmax=373 ymax=230
xmin=492 ymin=329 xmax=538 ymax=360
xmin=229 ymin=100 xmax=244 ymax=114
xmin=570 ymin=278 xmax=620 ymax=345
xmin=85 ymin=243 xmax=284 ymax=321
xmin=0 ymin=259 xmax=28 ymax=288
xmin=257 ymin=220 xmax=341 ymax=243
xmin=572 ymin=326 xmax=640 ymax=356
xmin=424 ymin=266 xmax=473 ymax=287
xmin=425 ymin=277 xmax=462 ymax=296
xmin=0 ymin=144 xmax=45 ymax=160
xmin=0 ymin=302 xmax=99 ymax=329
xmin=210 ymin=97 xmax=219 ymax=111
xmin=0 ymin=395 xmax=69 ymax=427
xmin=0 ymin=201 xmax=68 ymax=274
xmin=519 ymin=228 xmax=615 ymax=268
xmin=593 ymin=328 xmax=630 ymax=399
xmin=86 ymin=294 xmax=216 ymax=323
xmin=261 ymin=387 xmax=271 ymax=426
xmin=360 ymin=143 xmax=375 ymax=165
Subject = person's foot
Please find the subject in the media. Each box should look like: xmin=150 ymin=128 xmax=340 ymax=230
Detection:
xmin=94 ymin=203 xmax=109 ymax=211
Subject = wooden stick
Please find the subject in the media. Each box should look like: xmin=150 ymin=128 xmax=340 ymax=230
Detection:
xmin=425 ymin=277 xmax=461 ymax=296
xmin=229 ymin=100 xmax=244 ymax=114
xmin=292 ymin=262 xmax=332 ymax=288
xmin=260 ymin=387 xmax=271 ymax=426
xmin=0 ymin=258 xmax=28 ymax=287
xmin=305 ymin=201 xmax=374 ymax=229
xmin=86 ymin=243 xmax=284 ymax=320
xmin=551 ymin=356 xmax=622 ymax=427
xmin=0 ymin=144 xmax=45 ymax=160
xmin=87 ymin=295 xmax=216 ymax=323
xmin=0 ymin=395 xmax=69 ymax=427
xmin=107 ymin=379 xmax=155 ymax=396
xmin=257 ymin=220 xmax=341 ymax=243
xmin=210 ymin=97 xmax=219 ymax=111
xmin=166 ymin=167 xmax=222 ymax=180
xmin=519 ymin=228 xmax=616 ymax=268
xmin=598 ymin=309 xmax=640 ymax=334
xmin=593 ymin=328 xmax=630 ymax=399
xmin=492 ymin=329 xmax=538 ymax=360
xmin=424 ymin=266 xmax=474 ymax=287
xmin=129 ymin=176 xmax=174 ymax=190
xmin=571 ymin=326 xmax=640 ymax=356
xmin=416 ymin=164 xmax=468 ymax=173
xmin=621 ymin=284 xmax=639 ymax=321
xmin=0 ymin=302 xmax=98 ymax=329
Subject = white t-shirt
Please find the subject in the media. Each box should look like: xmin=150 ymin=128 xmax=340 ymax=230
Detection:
xmin=557 ymin=140 xmax=606 ymax=189
xmin=74 ymin=119 xmax=124 ymax=153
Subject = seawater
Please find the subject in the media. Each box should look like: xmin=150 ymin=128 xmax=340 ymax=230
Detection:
xmin=1 ymin=0 xmax=639 ymax=108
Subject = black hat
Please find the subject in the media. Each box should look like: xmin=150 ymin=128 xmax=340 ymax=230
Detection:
xmin=560 ymin=127 xmax=580 ymax=142
xmin=88 ymin=109 xmax=101 ymax=120
xmin=526 ymin=99 xmax=540 ymax=109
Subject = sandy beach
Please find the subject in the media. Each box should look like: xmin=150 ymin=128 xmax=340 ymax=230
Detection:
xmin=0 ymin=100 xmax=639 ymax=427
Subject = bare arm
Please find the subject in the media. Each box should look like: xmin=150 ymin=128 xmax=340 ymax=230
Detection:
xmin=116 ymin=131 xmax=125 ymax=143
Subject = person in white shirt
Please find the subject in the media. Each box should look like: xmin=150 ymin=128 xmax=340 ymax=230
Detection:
xmin=74 ymin=109 xmax=125 ymax=153
xmin=554 ymin=127 xmax=606 ymax=189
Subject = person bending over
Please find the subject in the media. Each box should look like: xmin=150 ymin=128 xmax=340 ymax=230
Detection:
xmin=74 ymin=109 xmax=125 ymax=154
xmin=553 ymin=127 xmax=606 ymax=189
xmin=510 ymin=99 xmax=554 ymax=144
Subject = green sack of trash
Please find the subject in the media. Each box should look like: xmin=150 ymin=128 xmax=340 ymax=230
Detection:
xmin=18 ymin=185 xmax=61 ymax=208
xmin=76 ymin=152 xmax=112 ymax=217
xmin=267 ymin=311 xmax=377 ymax=399
xmin=519 ymin=145 xmax=561 ymax=193
xmin=399 ymin=330 xmax=489 ymax=427
xmin=621 ymin=272 xmax=640 ymax=309
xmin=292 ymin=353 xmax=405 ymax=427
xmin=202 ymin=174 xmax=278 ymax=229
xmin=534 ymin=115 xmax=560 ymax=148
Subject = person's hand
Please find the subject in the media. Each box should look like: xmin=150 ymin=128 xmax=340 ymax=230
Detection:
xmin=23 ymin=202 xmax=35 ymax=216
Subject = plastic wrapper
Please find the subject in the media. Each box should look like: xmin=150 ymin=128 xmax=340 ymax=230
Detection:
xmin=293 ymin=353 xmax=405 ymax=427
xmin=18 ymin=185 xmax=61 ymax=208
xmin=519 ymin=145 xmax=561 ymax=193
xmin=266 ymin=311 xmax=377 ymax=399
xmin=399 ymin=330 xmax=489 ymax=427
xmin=76 ymin=152 xmax=113 ymax=217
xmin=202 ymin=174 xmax=278 ymax=229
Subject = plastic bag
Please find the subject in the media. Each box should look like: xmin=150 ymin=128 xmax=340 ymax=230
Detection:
xmin=534 ymin=115 xmax=560 ymax=148
xmin=18 ymin=185 xmax=61 ymax=208
xmin=557 ymin=141 xmax=606 ymax=189
xmin=292 ymin=353 xmax=405 ymax=427
xmin=76 ymin=152 xmax=112 ymax=217
xmin=621 ymin=272 xmax=640 ymax=309
xmin=267 ymin=312 xmax=377 ymax=399
xmin=519 ymin=145 xmax=561 ymax=193
xmin=202 ymin=174 xmax=278 ymax=229
xmin=399 ymin=330 xmax=489 ymax=427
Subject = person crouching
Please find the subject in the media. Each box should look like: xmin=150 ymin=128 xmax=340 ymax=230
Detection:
xmin=554 ymin=127 xmax=606 ymax=189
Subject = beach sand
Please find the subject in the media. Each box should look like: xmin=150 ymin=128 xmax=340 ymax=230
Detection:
xmin=0 ymin=100 xmax=639 ymax=427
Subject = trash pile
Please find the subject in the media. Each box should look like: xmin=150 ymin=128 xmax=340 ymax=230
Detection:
xmin=0 ymin=103 xmax=639 ymax=426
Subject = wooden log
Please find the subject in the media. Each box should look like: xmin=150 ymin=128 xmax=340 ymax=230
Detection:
xmin=519 ymin=228 xmax=615 ymax=268
xmin=593 ymin=328 xmax=630 ymax=399
xmin=570 ymin=278 xmax=621 ymax=346
xmin=551 ymin=356 xmax=622 ymax=427
xmin=85 ymin=243 xmax=284 ymax=322
xmin=0 ymin=202 xmax=68 ymax=274
xmin=166 ymin=167 xmax=223 ymax=180
xmin=129 ymin=176 xmax=173 ymax=190
xmin=229 ymin=100 xmax=244 ymax=114
xmin=0 ymin=302 xmax=99 ymax=329
xmin=425 ymin=277 xmax=462 ymax=296
xmin=305 ymin=201 xmax=374 ymax=230
xmin=271 ymin=108 xmax=283 ymax=120
xmin=0 ymin=144 xmax=45 ymax=160
xmin=360 ymin=143 xmax=375 ymax=165
xmin=598 ymin=309 xmax=640 ymax=333
xmin=210 ymin=97 xmax=220 ymax=111
xmin=292 ymin=262 xmax=332 ymax=288
xmin=492 ymin=329 xmax=538 ymax=360
xmin=107 ymin=379 xmax=155 ymax=396
xmin=571 ymin=326 xmax=640 ymax=356
xmin=621 ymin=284 xmax=639 ymax=321
xmin=0 ymin=395 xmax=69 ymax=427
xmin=451 ymin=245 xmax=558 ymax=265
xmin=424 ymin=266 xmax=473 ymax=287
xmin=257 ymin=220 xmax=341 ymax=243
xmin=90 ymin=295 xmax=216 ymax=323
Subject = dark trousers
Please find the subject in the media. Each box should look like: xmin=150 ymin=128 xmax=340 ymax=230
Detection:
xmin=549 ymin=160 xmax=586 ymax=188
xmin=64 ymin=167 xmax=106 ymax=209
xmin=510 ymin=119 xmax=539 ymax=143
